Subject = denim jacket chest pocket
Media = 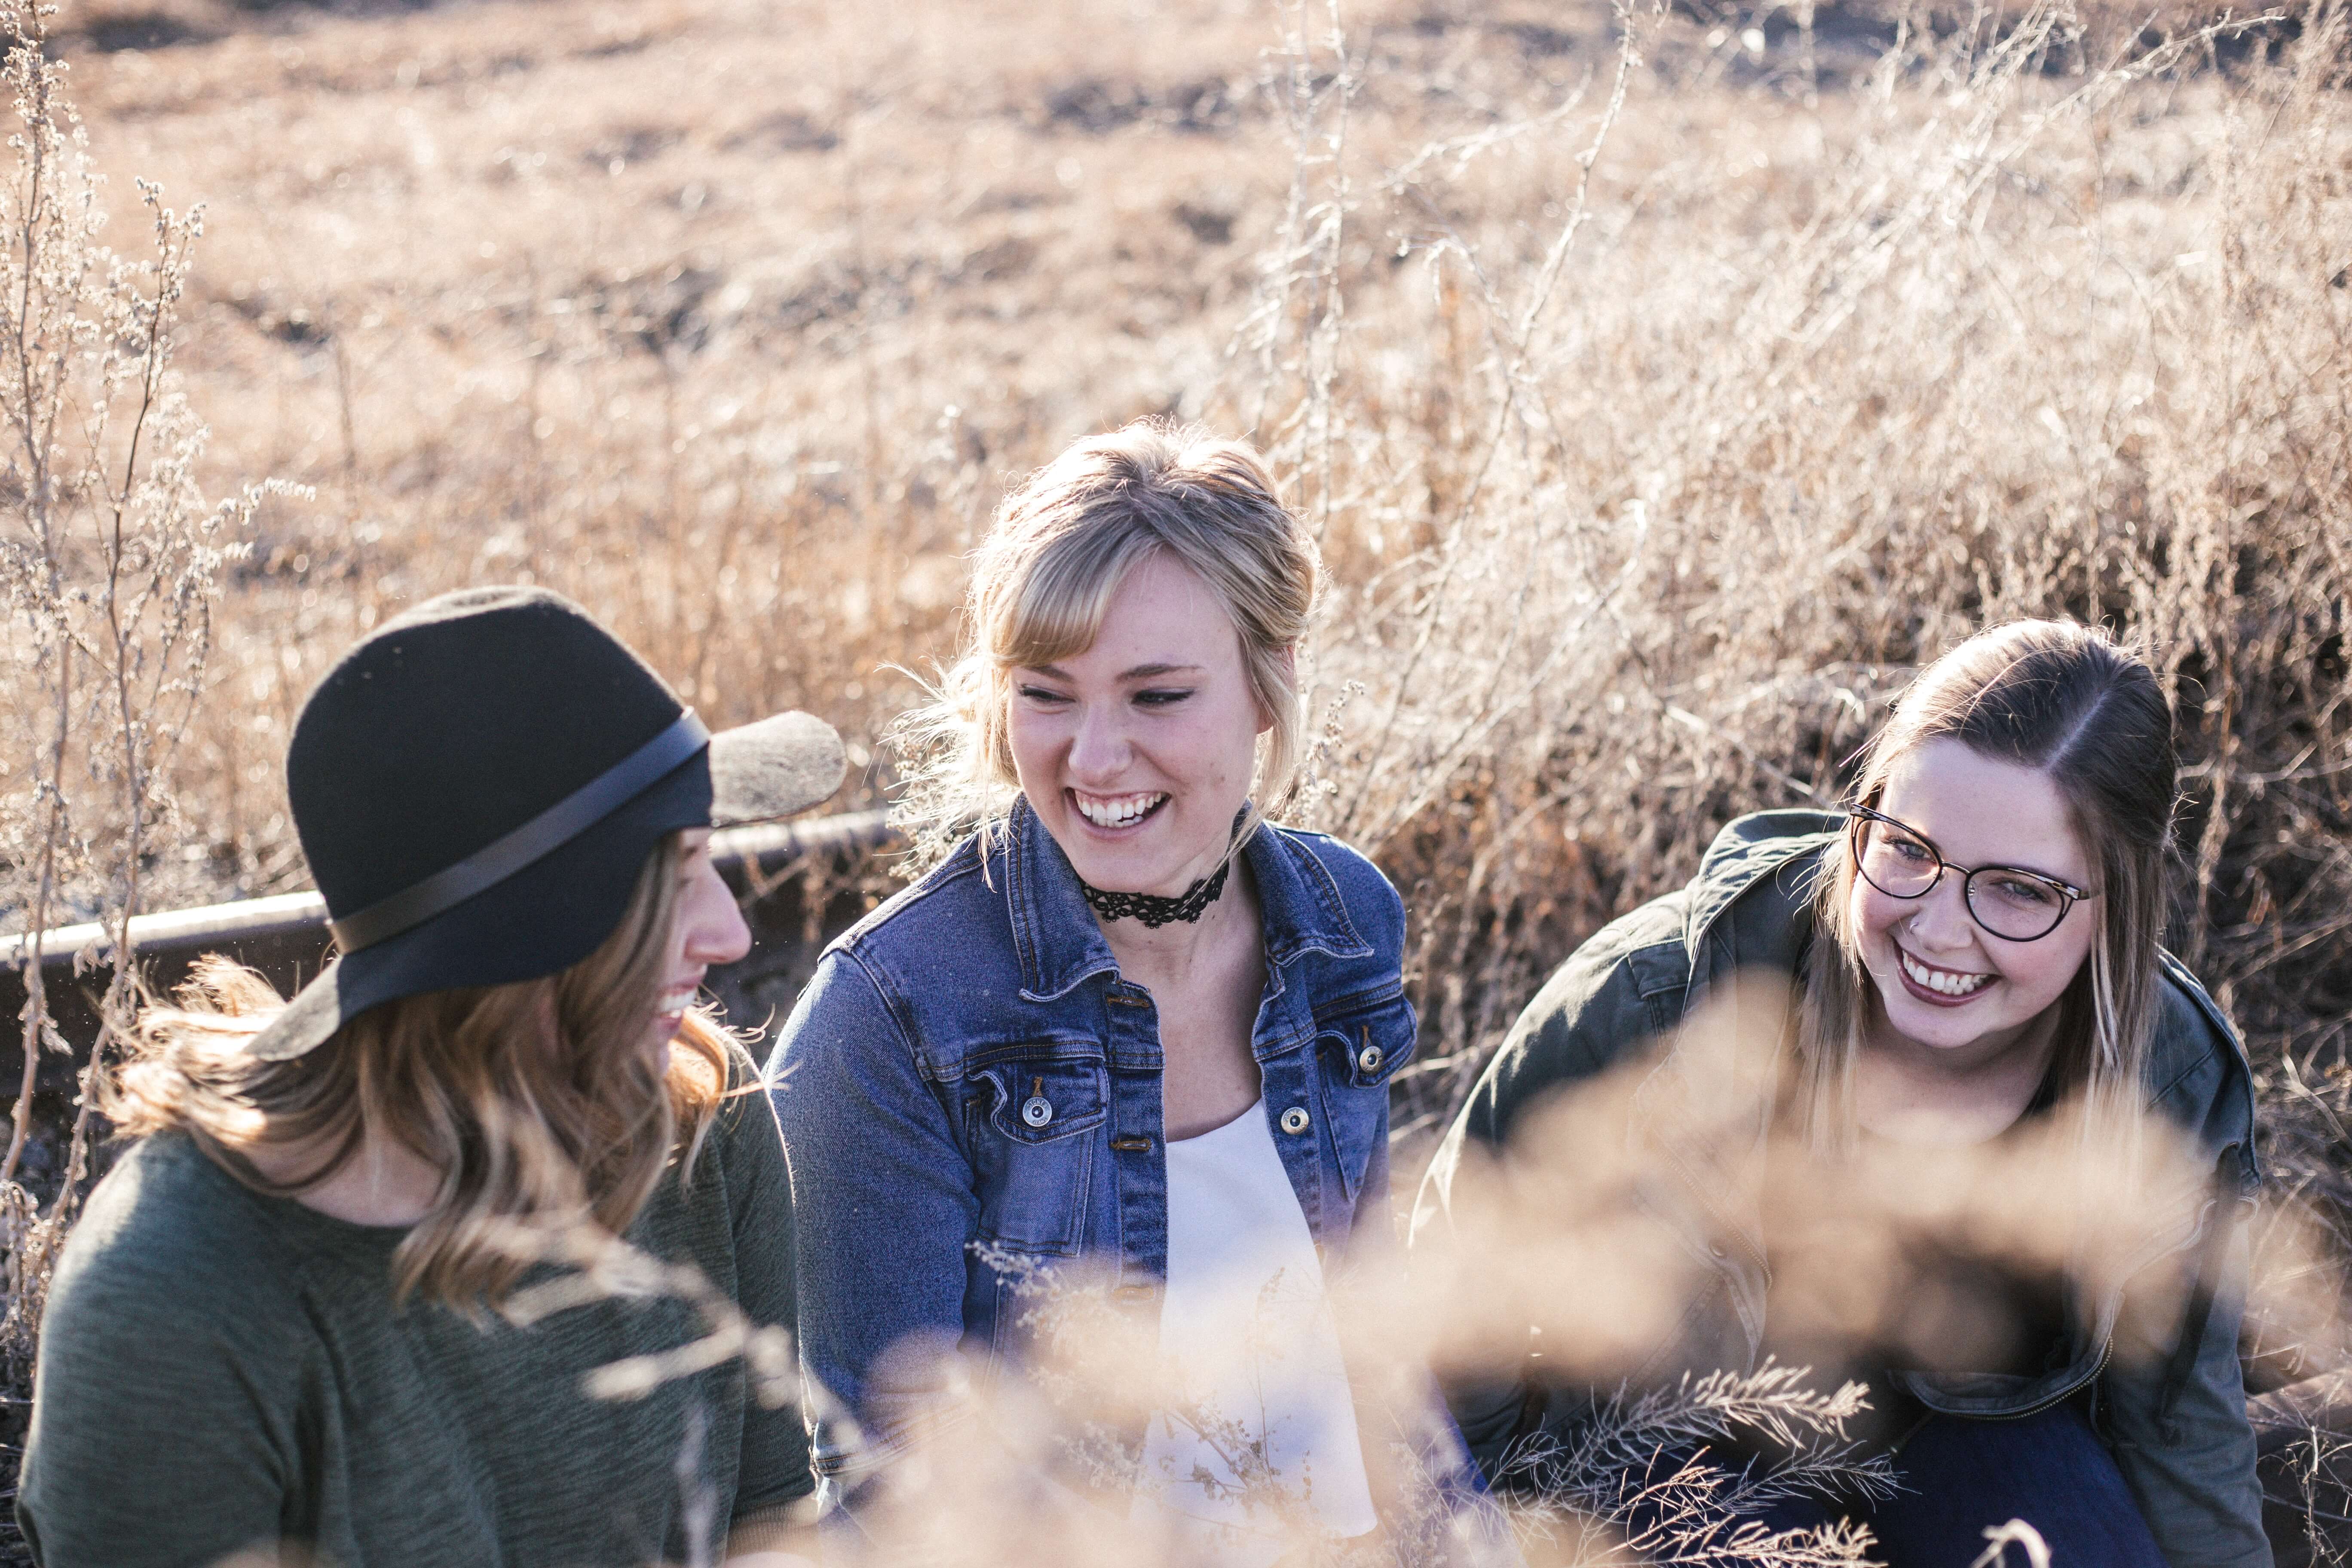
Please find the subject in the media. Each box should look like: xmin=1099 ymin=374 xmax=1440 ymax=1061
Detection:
xmin=961 ymin=1049 xmax=1109 ymax=1257
xmin=1311 ymin=985 xmax=1415 ymax=1204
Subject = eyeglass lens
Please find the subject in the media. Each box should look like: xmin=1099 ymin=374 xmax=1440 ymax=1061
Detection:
xmin=1856 ymin=818 xmax=2069 ymax=941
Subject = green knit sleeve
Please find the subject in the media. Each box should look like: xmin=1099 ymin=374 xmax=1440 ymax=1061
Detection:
xmin=718 ymin=1070 xmax=818 ymax=1518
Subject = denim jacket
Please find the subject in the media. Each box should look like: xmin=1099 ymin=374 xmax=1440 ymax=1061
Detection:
xmin=1415 ymin=811 xmax=2269 ymax=1568
xmin=767 ymin=796 xmax=1432 ymax=1493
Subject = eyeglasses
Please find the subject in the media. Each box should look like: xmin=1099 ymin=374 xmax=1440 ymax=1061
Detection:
xmin=1846 ymin=805 xmax=2097 ymax=943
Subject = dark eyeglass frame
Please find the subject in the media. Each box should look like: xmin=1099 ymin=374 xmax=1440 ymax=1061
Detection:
xmin=1846 ymin=805 xmax=2097 ymax=943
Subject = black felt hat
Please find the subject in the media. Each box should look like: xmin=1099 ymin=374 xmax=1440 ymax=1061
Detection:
xmin=247 ymin=585 xmax=845 ymax=1062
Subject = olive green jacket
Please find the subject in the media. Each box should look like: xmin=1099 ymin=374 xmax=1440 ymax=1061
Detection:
xmin=1413 ymin=810 xmax=2269 ymax=1568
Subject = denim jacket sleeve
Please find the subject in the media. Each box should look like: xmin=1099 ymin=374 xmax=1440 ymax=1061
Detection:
xmin=766 ymin=947 xmax=977 ymax=1474
xmin=2102 ymin=1195 xmax=2273 ymax=1568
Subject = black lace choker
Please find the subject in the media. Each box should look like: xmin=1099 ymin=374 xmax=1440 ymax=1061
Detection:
xmin=1079 ymin=859 xmax=1231 ymax=928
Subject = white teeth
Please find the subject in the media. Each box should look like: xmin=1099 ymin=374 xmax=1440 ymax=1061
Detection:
xmin=656 ymin=987 xmax=699 ymax=1013
xmin=1073 ymin=792 xmax=1167 ymax=828
xmin=1899 ymin=949 xmax=1993 ymax=998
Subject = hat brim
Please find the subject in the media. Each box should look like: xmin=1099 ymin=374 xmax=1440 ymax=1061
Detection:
xmin=710 ymin=709 xmax=847 ymax=828
xmin=245 ymin=708 xmax=846 ymax=1062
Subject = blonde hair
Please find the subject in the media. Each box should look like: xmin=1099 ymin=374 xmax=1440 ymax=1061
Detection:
xmin=1790 ymin=619 xmax=2178 ymax=1152
xmin=107 ymin=833 xmax=735 ymax=1307
xmin=892 ymin=420 xmax=1320 ymax=864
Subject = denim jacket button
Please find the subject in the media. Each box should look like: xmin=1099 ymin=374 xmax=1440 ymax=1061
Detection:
xmin=1356 ymin=1044 xmax=1384 ymax=1074
xmin=1279 ymin=1106 xmax=1311 ymax=1135
xmin=1021 ymin=1095 xmax=1054 ymax=1129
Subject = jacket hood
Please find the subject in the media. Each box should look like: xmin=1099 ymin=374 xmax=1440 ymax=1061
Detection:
xmin=1681 ymin=808 xmax=1843 ymax=969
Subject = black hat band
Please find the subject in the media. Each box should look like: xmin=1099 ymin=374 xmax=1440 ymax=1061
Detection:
xmin=326 ymin=709 xmax=712 ymax=955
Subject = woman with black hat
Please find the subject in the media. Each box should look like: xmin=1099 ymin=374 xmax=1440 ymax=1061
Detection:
xmin=15 ymin=586 xmax=842 ymax=1568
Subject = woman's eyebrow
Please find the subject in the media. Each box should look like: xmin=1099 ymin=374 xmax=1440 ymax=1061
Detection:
xmin=1992 ymin=858 xmax=2080 ymax=886
xmin=1019 ymin=661 xmax=1204 ymax=680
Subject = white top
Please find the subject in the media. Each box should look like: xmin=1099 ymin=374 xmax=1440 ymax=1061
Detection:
xmin=1129 ymin=1099 xmax=1378 ymax=1562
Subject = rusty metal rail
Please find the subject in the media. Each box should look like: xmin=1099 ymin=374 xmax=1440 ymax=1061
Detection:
xmin=0 ymin=808 xmax=902 ymax=1086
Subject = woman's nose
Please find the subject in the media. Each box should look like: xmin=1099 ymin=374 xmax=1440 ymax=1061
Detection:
xmin=1905 ymin=873 xmax=1976 ymax=947
xmin=684 ymin=863 xmax=753 ymax=965
xmin=1066 ymin=702 xmax=1130 ymax=781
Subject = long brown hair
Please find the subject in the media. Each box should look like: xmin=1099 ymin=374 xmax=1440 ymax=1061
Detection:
xmin=1793 ymin=619 xmax=2178 ymax=1148
xmin=107 ymin=833 xmax=735 ymax=1306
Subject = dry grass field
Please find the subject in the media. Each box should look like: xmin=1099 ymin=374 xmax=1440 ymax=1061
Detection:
xmin=55 ymin=0 xmax=1375 ymax=894
xmin=41 ymin=0 xmax=2343 ymax=1095
xmin=35 ymin=0 xmax=2349 ymax=1288
xmin=0 ymin=0 xmax=2347 ymax=1556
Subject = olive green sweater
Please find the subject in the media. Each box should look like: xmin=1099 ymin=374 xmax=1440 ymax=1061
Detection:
xmin=16 ymin=1085 xmax=812 ymax=1568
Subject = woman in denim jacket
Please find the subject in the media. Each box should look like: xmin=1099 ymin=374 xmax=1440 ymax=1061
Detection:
xmin=770 ymin=423 xmax=1495 ymax=1561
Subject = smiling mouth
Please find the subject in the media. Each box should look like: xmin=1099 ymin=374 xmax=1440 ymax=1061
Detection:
xmin=1897 ymin=946 xmax=1995 ymax=999
xmin=1070 ymin=790 xmax=1169 ymax=829
xmin=655 ymin=984 xmax=700 ymax=1016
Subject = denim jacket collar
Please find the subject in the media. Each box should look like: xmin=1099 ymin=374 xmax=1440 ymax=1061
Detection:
xmin=1001 ymin=794 xmax=1373 ymax=1003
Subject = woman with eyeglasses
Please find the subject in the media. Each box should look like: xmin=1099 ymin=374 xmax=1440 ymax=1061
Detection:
xmin=1414 ymin=620 xmax=2267 ymax=1568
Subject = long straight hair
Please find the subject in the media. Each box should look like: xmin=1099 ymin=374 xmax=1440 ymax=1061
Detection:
xmin=1792 ymin=620 xmax=2178 ymax=1150
xmin=107 ymin=833 xmax=735 ymax=1307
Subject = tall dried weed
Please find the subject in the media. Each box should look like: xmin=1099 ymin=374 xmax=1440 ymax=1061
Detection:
xmin=0 ymin=0 xmax=285 ymax=1462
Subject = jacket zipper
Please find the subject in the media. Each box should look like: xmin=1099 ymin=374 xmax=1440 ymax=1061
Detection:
xmin=1957 ymin=1341 xmax=2112 ymax=1422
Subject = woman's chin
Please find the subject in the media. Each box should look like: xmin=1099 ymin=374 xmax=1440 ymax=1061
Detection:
xmin=1870 ymin=980 xmax=2032 ymax=1060
xmin=1054 ymin=810 xmax=1181 ymax=888
xmin=640 ymin=1020 xmax=682 ymax=1070
xmin=1064 ymin=838 xmax=1214 ymax=899
xmin=1071 ymin=854 xmax=1186 ymax=896
xmin=1043 ymin=792 xmax=1242 ymax=899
